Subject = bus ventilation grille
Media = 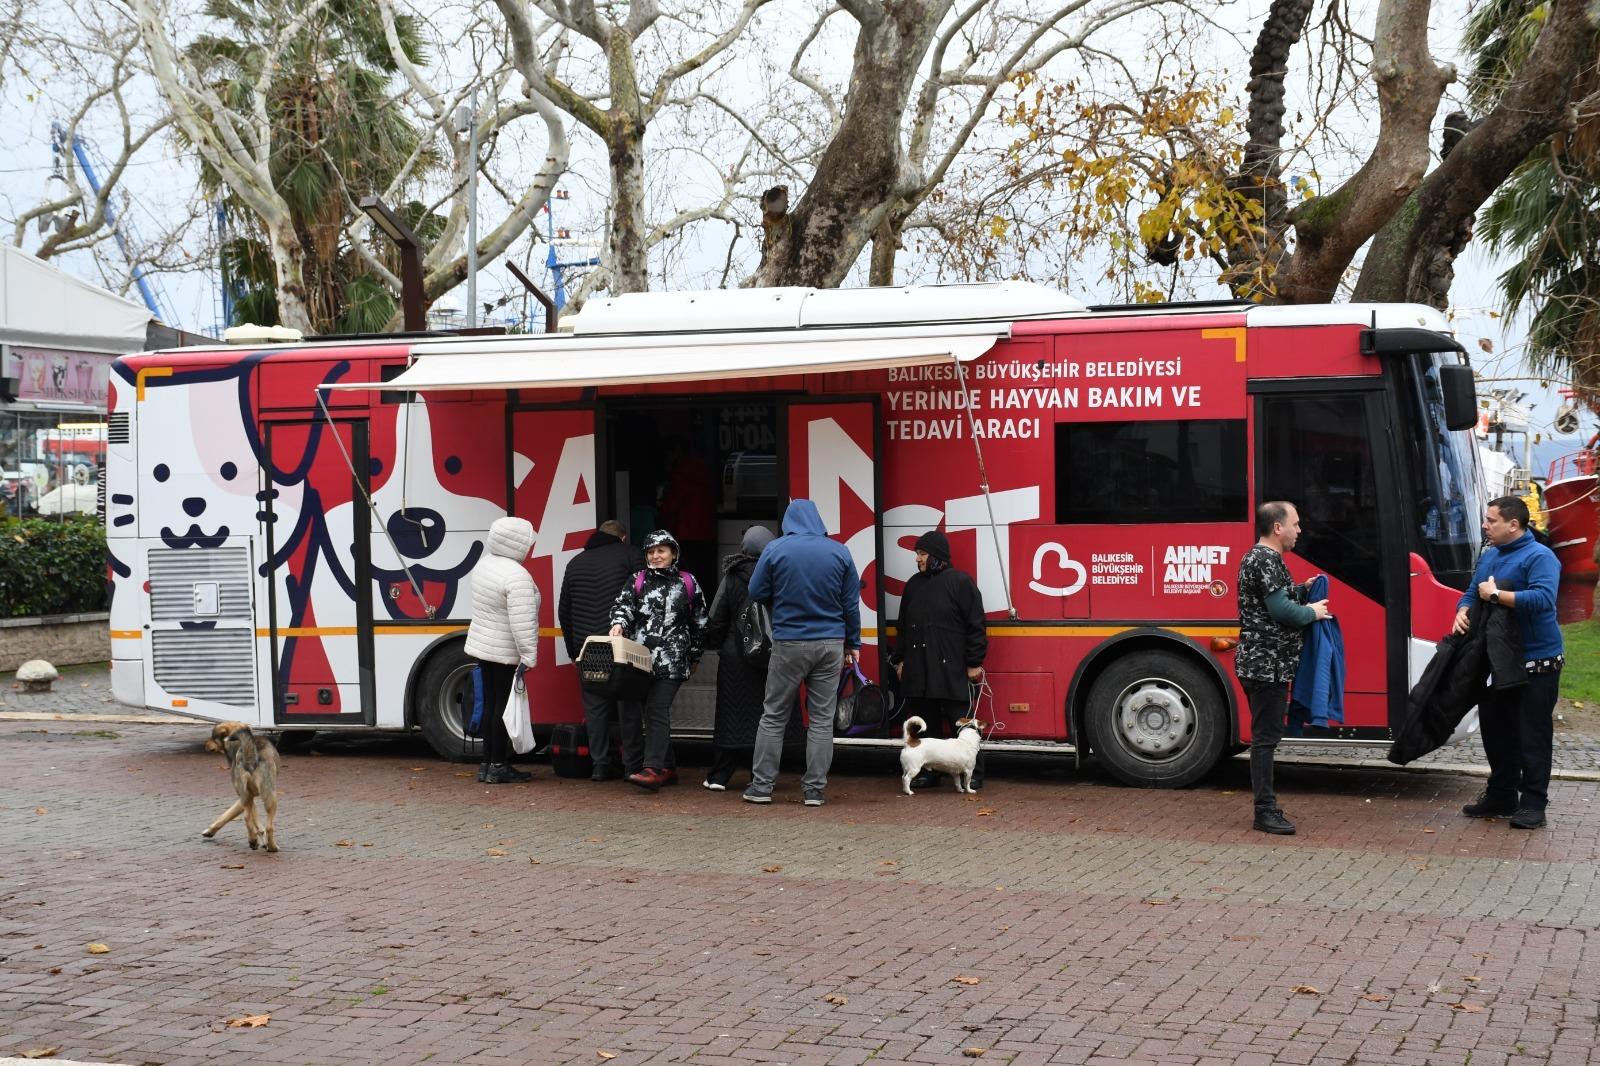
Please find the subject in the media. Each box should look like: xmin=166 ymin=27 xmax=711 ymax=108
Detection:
xmin=107 ymin=413 xmax=130 ymax=444
xmin=148 ymin=545 xmax=256 ymax=707
xmin=148 ymin=546 xmax=252 ymax=620
xmin=152 ymin=629 xmax=256 ymax=707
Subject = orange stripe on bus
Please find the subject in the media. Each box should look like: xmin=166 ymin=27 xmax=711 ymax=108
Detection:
xmin=110 ymin=630 xmax=143 ymax=639
xmin=135 ymin=366 xmax=173 ymax=400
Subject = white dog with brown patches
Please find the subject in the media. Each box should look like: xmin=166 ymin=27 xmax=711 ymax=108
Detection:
xmin=899 ymin=716 xmax=984 ymax=795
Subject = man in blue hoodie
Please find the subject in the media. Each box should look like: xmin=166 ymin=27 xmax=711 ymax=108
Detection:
xmin=1455 ymin=496 xmax=1564 ymax=830
xmin=742 ymin=499 xmax=862 ymax=807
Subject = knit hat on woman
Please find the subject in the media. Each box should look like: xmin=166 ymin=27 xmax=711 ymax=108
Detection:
xmin=740 ymin=525 xmax=776 ymax=556
xmin=914 ymin=530 xmax=951 ymax=565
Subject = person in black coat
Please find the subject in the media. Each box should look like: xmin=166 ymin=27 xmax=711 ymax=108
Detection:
xmin=890 ymin=530 xmax=988 ymax=788
xmin=558 ymin=520 xmax=643 ymax=780
xmin=700 ymin=525 xmax=777 ymax=790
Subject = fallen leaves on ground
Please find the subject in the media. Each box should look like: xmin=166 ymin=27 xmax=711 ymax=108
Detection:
xmin=226 ymin=1013 xmax=271 ymax=1028
xmin=1422 ymin=828 xmax=1436 ymax=834
xmin=761 ymin=864 xmax=783 ymax=873
xmin=86 ymin=943 xmax=109 ymax=955
xmin=220 ymin=863 xmax=246 ymax=870
xmin=1448 ymin=1002 xmax=1483 ymax=1013
xmin=485 ymin=848 xmax=507 ymax=857
xmin=976 ymin=808 xmax=996 ymax=816
xmin=335 ymin=839 xmax=355 ymax=848
xmin=1463 ymin=975 xmax=1481 ymax=983
xmin=824 ymin=993 xmax=848 ymax=1005
xmin=961 ymin=1049 xmax=986 ymax=1058
xmin=1290 ymin=985 xmax=1321 ymax=995
xmin=1141 ymin=898 xmax=1169 ymax=906
xmin=596 ymin=1052 xmax=617 ymax=1061
xmin=15 ymin=1046 xmax=61 ymax=1059
xmin=528 ymin=857 xmax=541 ymax=864
xmin=1359 ymin=993 xmax=1389 ymax=1002
xmin=952 ymin=975 xmax=981 ymax=985
xmin=34 ymin=807 xmax=46 ymax=816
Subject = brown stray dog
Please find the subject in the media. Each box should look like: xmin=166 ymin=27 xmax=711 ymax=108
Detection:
xmin=201 ymin=721 xmax=280 ymax=852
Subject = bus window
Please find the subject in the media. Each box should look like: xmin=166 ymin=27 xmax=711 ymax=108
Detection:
xmin=1054 ymin=419 xmax=1247 ymax=524
xmin=1258 ymin=393 xmax=1382 ymax=600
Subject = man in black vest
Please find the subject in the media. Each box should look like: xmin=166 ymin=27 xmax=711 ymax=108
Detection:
xmin=559 ymin=520 xmax=643 ymax=780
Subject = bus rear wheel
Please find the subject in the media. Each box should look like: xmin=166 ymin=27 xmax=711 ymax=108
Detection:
xmin=1086 ymin=651 xmax=1226 ymax=788
xmin=414 ymin=642 xmax=484 ymax=763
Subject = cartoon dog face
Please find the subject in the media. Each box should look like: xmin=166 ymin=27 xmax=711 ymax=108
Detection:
xmin=322 ymin=399 xmax=518 ymax=621
xmin=117 ymin=369 xmax=303 ymax=551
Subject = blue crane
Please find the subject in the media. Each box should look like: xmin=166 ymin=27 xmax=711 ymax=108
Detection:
xmin=49 ymin=121 xmax=178 ymax=325
xmin=544 ymin=188 xmax=598 ymax=313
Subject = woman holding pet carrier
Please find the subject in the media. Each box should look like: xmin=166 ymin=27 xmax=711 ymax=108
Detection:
xmin=891 ymin=530 xmax=988 ymax=789
xmin=609 ymin=529 xmax=710 ymax=792
xmin=463 ymin=516 xmax=540 ymax=785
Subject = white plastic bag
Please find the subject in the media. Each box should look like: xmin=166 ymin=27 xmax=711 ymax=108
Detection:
xmin=503 ymin=669 xmax=535 ymax=754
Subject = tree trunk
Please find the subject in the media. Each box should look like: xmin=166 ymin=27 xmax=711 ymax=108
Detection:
xmin=265 ymin=221 xmax=314 ymax=333
xmin=752 ymin=0 xmax=950 ymax=288
xmin=607 ymin=115 xmax=649 ymax=293
xmin=868 ymin=210 xmax=906 ymax=286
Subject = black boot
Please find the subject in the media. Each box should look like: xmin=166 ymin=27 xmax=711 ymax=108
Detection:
xmin=1252 ymin=806 xmax=1296 ymax=835
xmin=477 ymin=763 xmax=491 ymax=783
xmin=482 ymin=763 xmax=529 ymax=784
xmin=910 ymin=769 xmax=943 ymax=790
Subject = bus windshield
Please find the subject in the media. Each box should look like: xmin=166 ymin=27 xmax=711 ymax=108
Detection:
xmin=1399 ymin=351 xmax=1485 ymax=589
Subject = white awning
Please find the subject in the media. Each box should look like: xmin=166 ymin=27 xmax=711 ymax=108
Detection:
xmin=322 ymin=322 xmax=1009 ymax=392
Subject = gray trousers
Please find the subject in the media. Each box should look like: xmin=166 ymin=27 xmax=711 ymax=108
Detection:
xmin=749 ymin=640 xmax=845 ymax=796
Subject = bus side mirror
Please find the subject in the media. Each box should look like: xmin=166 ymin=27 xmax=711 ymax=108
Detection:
xmin=1436 ymin=364 xmax=1477 ymax=431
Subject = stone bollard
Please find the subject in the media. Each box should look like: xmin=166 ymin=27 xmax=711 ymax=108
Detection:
xmin=16 ymin=659 xmax=60 ymax=693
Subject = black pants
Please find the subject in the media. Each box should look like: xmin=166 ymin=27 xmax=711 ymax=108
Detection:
xmin=706 ymin=746 xmax=753 ymax=786
xmin=622 ymin=677 xmax=681 ymax=772
xmin=474 ymin=659 xmax=517 ymax=766
xmin=903 ymin=696 xmax=984 ymax=783
xmin=580 ymin=685 xmax=623 ymax=773
xmin=1242 ymin=679 xmax=1288 ymax=810
xmin=1479 ymin=671 xmax=1560 ymax=811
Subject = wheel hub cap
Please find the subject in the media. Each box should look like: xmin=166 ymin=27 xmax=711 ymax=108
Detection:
xmin=1117 ymin=680 xmax=1195 ymax=758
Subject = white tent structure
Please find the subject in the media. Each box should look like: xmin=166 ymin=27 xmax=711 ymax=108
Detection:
xmin=1 ymin=244 xmax=152 ymax=356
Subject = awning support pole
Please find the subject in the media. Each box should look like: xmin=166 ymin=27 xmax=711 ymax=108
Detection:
xmin=316 ymin=390 xmax=437 ymax=618
xmin=951 ymin=354 xmax=1018 ymax=620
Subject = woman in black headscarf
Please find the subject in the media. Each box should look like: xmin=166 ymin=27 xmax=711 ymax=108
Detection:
xmin=700 ymin=525 xmax=776 ymax=790
xmin=890 ymin=530 xmax=989 ymax=788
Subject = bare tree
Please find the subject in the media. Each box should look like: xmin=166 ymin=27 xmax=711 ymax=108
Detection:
xmin=752 ymin=0 xmax=1178 ymax=288
xmin=493 ymin=0 xmax=778 ymax=294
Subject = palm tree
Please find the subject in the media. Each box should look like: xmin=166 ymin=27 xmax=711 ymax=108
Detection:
xmin=185 ymin=0 xmax=442 ymax=333
xmin=1469 ymin=0 xmax=1600 ymax=398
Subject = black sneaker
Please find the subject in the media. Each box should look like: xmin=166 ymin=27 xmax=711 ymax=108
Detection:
xmin=482 ymin=764 xmax=529 ymax=784
xmin=1252 ymin=807 xmax=1296 ymax=835
xmin=1509 ymin=808 xmax=1546 ymax=830
xmin=909 ymin=770 xmax=943 ymax=790
xmin=477 ymin=763 xmax=491 ymax=783
xmin=1462 ymin=792 xmax=1518 ymax=819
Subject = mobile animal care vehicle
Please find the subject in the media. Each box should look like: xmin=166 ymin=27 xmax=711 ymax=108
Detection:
xmin=105 ymin=282 xmax=1484 ymax=787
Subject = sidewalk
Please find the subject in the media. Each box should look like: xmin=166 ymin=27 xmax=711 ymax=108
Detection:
xmin=3 ymin=718 xmax=1599 ymax=1065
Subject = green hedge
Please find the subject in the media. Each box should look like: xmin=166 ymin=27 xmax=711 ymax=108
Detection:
xmin=0 ymin=516 xmax=108 ymax=618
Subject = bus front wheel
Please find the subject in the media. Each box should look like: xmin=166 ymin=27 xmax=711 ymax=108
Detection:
xmin=1086 ymin=651 xmax=1226 ymax=789
xmin=414 ymin=642 xmax=484 ymax=763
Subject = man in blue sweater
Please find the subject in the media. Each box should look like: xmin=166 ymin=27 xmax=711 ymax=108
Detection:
xmin=1455 ymin=496 xmax=1564 ymax=830
xmin=743 ymin=499 xmax=862 ymax=808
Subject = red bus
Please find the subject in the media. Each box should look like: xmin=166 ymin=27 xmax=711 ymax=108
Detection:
xmin=105 ymin=282 xmax=1484 ymax=786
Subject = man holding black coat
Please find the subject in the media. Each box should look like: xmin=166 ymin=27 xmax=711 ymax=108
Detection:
xmin=891 ymin=530 xmax=988 ymax=789
xmin=558 ymin=519 xmax=642 ymax=780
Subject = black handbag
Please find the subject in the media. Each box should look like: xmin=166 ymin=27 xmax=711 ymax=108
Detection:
xmin=734 ymin=598 xmax=773 ymax=667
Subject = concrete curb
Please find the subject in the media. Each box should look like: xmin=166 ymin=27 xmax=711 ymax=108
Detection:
xmin=1268 ymin=751 xmax=1600 ymax=783
xmin=0 ymin=711 xmax=195 ymax=725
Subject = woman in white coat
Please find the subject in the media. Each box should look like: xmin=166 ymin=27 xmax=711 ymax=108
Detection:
xmin=463 ymin=517 xmax=541 ymax=783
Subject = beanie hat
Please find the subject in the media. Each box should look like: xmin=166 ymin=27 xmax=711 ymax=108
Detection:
xmin=914 ymin=530 xmax=951 ymax=564
xmin=741 ymin=525 xmax=776 ymax=556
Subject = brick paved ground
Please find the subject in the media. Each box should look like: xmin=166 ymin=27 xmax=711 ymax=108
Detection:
xmin=3 ymin=713 xmax=1600 ymax=1066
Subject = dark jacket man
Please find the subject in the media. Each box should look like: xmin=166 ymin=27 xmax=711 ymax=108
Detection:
xmin=559 ymin=525 xmax=642 ymax=661
xmin=558 ymin=522 xmax=642 ymax=780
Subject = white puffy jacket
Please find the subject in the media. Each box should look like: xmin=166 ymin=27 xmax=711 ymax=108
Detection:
xmin=463 ymin=517 xmax=540 ymax=668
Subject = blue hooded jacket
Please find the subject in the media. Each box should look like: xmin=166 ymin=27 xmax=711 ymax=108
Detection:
xmin=747 ymin=499 xmax=862 ymax=646
xmin=1456 ymin=529 xmax=1564 ymax=659
xmin=1289 ymin=574 xmax=1345 ymax=731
